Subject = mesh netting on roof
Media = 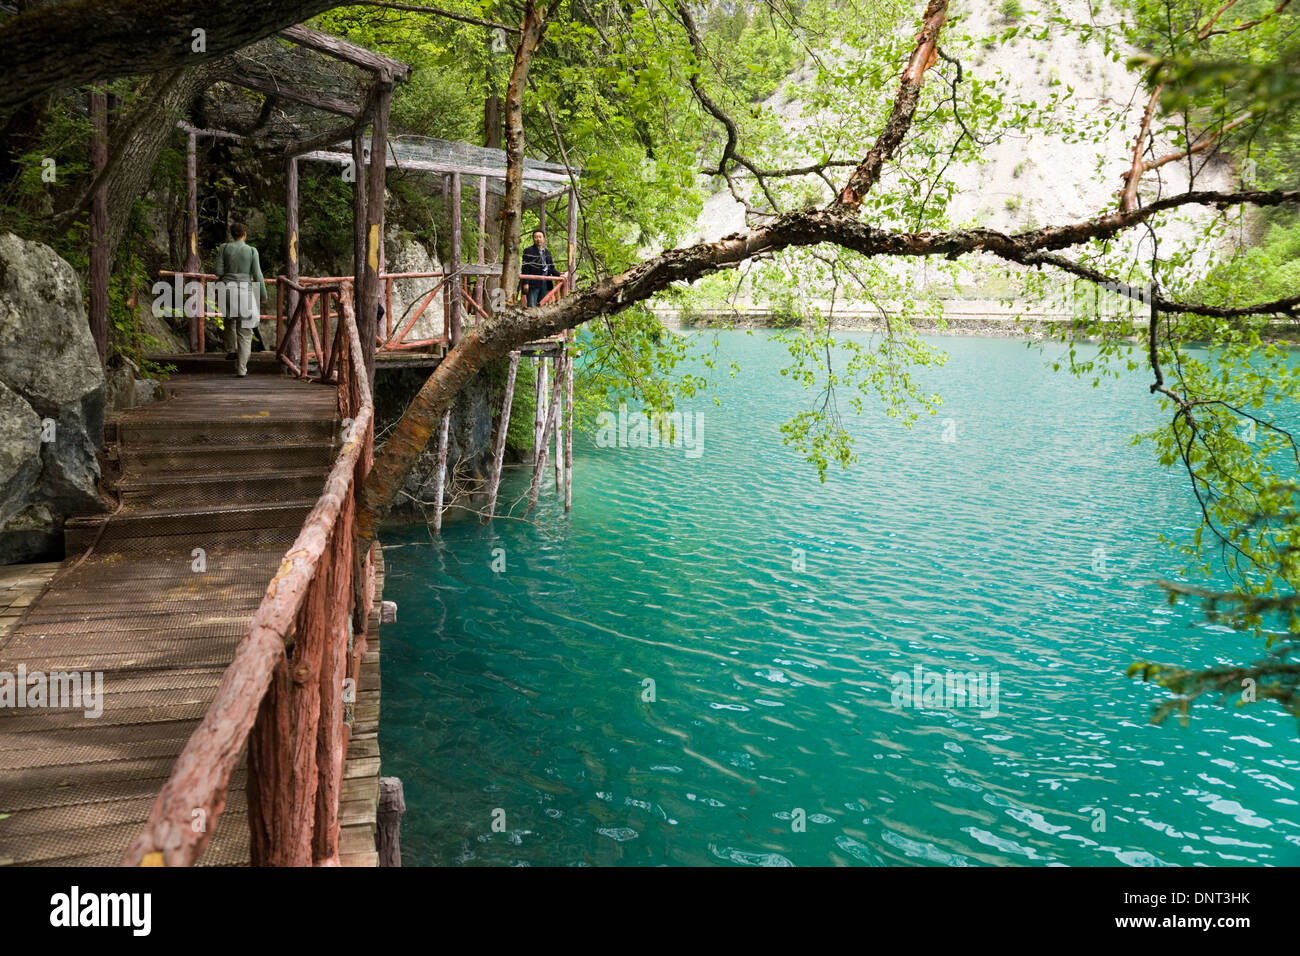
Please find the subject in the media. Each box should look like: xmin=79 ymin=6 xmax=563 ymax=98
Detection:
xmin=200 ymin=36 xmax=373 ymax=150
xmin=299 ymin=134 xmax=577 ymax=201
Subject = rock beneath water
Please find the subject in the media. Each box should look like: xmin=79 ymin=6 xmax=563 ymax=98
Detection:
xmin=0 ymin=232 xmax=108 ymax=562
xmin=375 ymin=365 xmax=496 ymax=520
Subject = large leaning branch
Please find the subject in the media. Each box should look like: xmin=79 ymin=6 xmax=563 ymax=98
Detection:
xmin=0 ymin=0 xmax=342 ymax=111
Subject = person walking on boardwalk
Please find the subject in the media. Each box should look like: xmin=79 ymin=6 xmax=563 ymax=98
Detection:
xmin=521 ymin=229 xmax=558 ymax=308
xmin=213 ymin=222 xmax=268 ymax=377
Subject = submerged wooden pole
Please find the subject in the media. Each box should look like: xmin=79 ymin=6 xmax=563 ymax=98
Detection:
xmin=377 ymin=777 xmax=405 ymax=867
xmin=553 ymin=349 xmax=562 ymax=493
xmin=485 ymin=350 xmax=519 ymax=521
xmin=527 ymin=357 xmax=564 ymax=514
xmin=564 ymin=341 xmax=573 ymax=513
xmin=431 ymin=408 xmax=451 ymax=533
xmin=533 ymin=353 xmax=548 ymax=463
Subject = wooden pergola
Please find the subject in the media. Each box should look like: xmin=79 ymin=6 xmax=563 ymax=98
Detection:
xmin=86 ymin=24 xmax=412 ymax=380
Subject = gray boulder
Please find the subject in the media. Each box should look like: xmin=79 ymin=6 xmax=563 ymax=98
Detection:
xmin=0 ymin=233 xmax=108 ymax=562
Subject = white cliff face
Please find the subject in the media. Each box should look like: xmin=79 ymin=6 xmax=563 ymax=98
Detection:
xmin=682 ymin=0 xmax=1235 ymax=301
xmin=384 ymin=227 xmax=446 ymax=346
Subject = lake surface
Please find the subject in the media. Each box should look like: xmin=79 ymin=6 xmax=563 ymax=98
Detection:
xmin=378 ymin=332 xmax=1300 ymax=866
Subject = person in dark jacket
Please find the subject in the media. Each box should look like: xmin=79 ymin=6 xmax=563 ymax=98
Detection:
xmin=521 ymin=230 xmax=558 ymax=308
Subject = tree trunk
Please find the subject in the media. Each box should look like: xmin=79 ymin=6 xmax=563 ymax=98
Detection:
xmin=499 ymin=0 xmax=550 ymax=303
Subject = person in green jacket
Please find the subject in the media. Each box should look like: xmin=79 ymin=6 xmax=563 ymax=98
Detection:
xmin=213 ymin=222 xmax=268 ymax=377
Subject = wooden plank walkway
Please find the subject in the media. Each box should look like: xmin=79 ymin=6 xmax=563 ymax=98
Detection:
xmin=0 ymin=362 xmax=385 ymax=866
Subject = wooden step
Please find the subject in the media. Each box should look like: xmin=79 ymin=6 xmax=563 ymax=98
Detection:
xmin=114 ymin=468 xmax=328 ymax=510
xmin=120 ymin=440 xmax=337 ymax=474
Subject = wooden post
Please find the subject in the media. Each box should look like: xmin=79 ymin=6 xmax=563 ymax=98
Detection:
xmin=377 ymin=777 xmax=405 ymax=867
xmin=88 ymin=87 xmax=108 ymax=365
xmin=567 ymin=186 xmax=577 ymax=289
xmin=477 ymin=176 xmax=487 ymax=265
xmin=527 ymin=359 xmax=564 ymax=514
xmin=360 ymin=78 xmax=393 ymax=385
xmin=431 ymin=409 xmax=450 ymax=533
xmin=185 ymin=129 xmax=201 ymax=352
xmin=564 ymin=341 xmax=573 ymax=512
xmin=284 ymin=155 xmax=301 ymax=363
xmin=538 ymin=199 xmax=546 ymax=234
xmin=534 ymin=354 xmax=547 ymax=462
xmin=554 ymin=349 xmax=562 ymax=492
xmin=449 ymin=171 xmax=463 ymax=345
xmin=485 ymin=350 xmax=519 ymax=520
xmin=352 ymin=126 xmax=367 ymax=323
xmin=476 ymin=175 xmax=487 ymax=310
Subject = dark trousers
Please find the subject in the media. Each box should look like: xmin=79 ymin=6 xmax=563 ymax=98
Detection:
xmin=525 ymin=283 xmax=545 ymax=308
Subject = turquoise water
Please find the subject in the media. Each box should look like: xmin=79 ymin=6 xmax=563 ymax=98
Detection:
xmin=378 ymin=332 xmax=1300 ymax=867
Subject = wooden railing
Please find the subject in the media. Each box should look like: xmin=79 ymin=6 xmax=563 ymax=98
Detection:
xmin=123 ymin=279 xmax=375 ymax=867
xmin=158 ymin=270 xmax=280 ymax=354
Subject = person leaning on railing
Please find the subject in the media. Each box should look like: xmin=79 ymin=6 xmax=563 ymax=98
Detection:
xmin=213 ymin=222 xmax=269 ymax=377
xmin=521 ymin=229 xmax=559 ymax=308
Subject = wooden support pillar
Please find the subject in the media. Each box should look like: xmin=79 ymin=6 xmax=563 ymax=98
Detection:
xmin=485 ymin=350 xmax=520 ymax=521
xmin=554 ymin=348 xmax=562 ymax=493
xmin=566 ymin=186 xmax=577 ymax=289
xmin=431 ymin=409 xmax=450 ymax=533
xmin=360 ymin=77 xmax=393 ymax=385
xmin=564 ymin=343 xmax=574 ymax=512
xmin=88 ymin=88 xmax=108 ymax=366
xmin=352 ymin=127 xmax=368 ymax=320
xmin=284 ymin=155 xmax=300 ymax=359
xmin=477 ymin=176 xmax=487 ymax=265
xmin=377 ymin=777 xmax=406 ymax=867
xmin=449 ymin=171 xmax=463 ymax=345
xmin=534 ymin=354 xmax=548 ymax=460
xmin=185 ymin=129 xmax=201 ymax=352
xmin=476 ymin=175 xmax=487 ymax=310
xmin=527 ymin=355 xmax=565 ymax=514
xmin=538 ymin=199 xmax=546 ymax=234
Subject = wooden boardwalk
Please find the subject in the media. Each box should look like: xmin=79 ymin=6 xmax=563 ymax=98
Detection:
xmin=0 ymin=358 xmax=384 ymax=866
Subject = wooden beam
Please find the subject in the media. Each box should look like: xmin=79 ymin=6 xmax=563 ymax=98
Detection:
xmin=281 ymin=24 xmax=411 ymax=82
xmin=177 ymin=122 xmax=244 ymax=141
xmin=224 ymin=72 xmax=358 ymax=117
xmin=297 ymin=149 xmax=573 ymax=184
xmin=88 ymin=88 xmax=108 ymax=366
